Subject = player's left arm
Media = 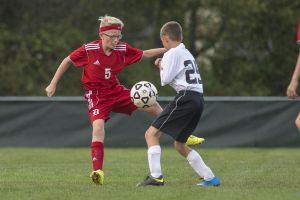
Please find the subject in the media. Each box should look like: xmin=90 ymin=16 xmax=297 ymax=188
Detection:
xmin=143 ymin=48 xmax=167 ymax=58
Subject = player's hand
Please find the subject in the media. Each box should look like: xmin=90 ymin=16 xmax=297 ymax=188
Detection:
xmin=154 ymin=58 xmax=161 ymax=66
xmin=45 ymin=84 xmax=56 ymax=97
xmin=287 ymin=80 xmax=298 ymax=99
xmin=154 ymin=58 xmax=162 ymax=70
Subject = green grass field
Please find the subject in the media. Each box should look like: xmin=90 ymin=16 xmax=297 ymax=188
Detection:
xmin=0 ymin=148 xmax=300 ymax=200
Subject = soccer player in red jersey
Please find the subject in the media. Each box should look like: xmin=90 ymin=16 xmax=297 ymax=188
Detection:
xmin=287 ymin=20 xmax=300 ymax=131
xmin=45 ymin=15 xmax=204 ymax=185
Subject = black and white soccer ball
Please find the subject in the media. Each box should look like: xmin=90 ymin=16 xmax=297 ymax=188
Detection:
xmin=130 ymin=81 xmax=158 ymax=108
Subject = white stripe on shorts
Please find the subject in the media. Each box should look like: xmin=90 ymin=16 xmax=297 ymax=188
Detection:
xmin=85 ymin=90 xmax=99 ymax=110
xmin=157 ymin=89 xmax=187 ymax=131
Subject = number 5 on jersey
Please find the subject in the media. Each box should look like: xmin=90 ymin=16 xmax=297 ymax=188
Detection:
xmin=105 ymin=68 xmax=111 ymax=79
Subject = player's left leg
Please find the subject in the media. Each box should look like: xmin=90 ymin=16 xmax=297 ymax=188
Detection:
xmin=140 ymin=102 xmax=205 ymax=146
xmin=174 ymin=141 xmax=220 ymax=187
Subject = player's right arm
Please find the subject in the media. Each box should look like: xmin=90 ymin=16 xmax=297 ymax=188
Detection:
xmin=45 ymin=56 xmax=72 ymax=97
xmin=143 ymin=48 xmax=167 ymax=58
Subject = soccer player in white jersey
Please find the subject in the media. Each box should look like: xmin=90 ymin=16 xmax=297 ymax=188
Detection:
xmin=137 ymin=21 xmax=220 ymax=187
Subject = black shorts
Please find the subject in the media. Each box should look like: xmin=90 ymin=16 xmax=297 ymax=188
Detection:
xmin=152 ymin=90 xmax=203 ymax=143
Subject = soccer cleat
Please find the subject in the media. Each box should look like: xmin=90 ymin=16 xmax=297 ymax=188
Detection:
xmin=197 ymin=176 xmax=220 ymax=187
xmin=136 ymin=175 xmax=165 ymax=187
xmin=90 ymin=169 xmax=104 ymax=185
xmin=186 ymin=135 xmax=205 ymax=146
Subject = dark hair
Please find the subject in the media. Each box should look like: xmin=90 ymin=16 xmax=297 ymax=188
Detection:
xmin=160 ymin=21 xmax=183 ymax=42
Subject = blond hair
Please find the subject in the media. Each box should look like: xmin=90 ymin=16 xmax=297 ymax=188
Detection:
xmin=98 ymin=15 xmax=124 ymax=28
xmin=160 ymin=21 xmax=183 ymax=42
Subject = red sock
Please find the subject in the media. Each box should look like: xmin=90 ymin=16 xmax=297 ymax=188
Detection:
xmin=91 ymin=141 xmax=104 ymax=170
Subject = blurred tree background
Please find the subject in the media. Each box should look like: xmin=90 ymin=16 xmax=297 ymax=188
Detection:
xmin=0 ymin=0 xmax=299 ymax=96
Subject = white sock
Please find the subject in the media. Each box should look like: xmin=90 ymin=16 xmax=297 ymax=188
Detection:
xmin=187 ymin=150 xmax=215 ymax=180
xmin=147 ymin=145 xmax=162 ymax=178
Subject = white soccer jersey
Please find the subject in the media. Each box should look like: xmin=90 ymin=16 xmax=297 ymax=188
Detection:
xmin=160 ymin=43 xmax=203 ymax=93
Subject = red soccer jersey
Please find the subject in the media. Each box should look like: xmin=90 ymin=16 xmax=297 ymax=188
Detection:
xmin=69 ymin=40 xmax=143 ymax=93
xmin=297 ymin=21 xmax=300 ymax=45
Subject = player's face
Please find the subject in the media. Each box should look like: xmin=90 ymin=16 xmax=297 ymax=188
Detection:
xmin=100 ymin=30 xmax=122 ymax=50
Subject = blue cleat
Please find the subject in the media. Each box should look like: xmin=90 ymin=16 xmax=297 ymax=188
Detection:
xmin=197 ymin=176 xmax=220 ymax=187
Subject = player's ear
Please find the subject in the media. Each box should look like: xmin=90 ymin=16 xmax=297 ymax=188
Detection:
xmin=165 ymin=35 xmax=171 ymax=42
xmin=161 ymin=35 xmax=167 ymax=43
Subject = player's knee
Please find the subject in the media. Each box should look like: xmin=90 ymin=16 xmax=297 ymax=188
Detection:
xmin=92 ymin=119 xmax=105 ymax=141
xmin=295 ymin=116 xmax=300 ymax=131
xmin=174 ymin=141 xmax=190 ymax=157
xmin=92 ymin=129 xmax=105 ymax=142
xmin=145 ymin=126 xmax=159 ymax=141
xmin=145 ymin=129 xmax=154 ymax=141
xmin=93 ymin=128 xmax=104 ymax=136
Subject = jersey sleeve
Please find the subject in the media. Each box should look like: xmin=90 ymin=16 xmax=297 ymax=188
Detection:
xmin=160 ymin=50 xmax=180 ymax=86
xmin=297 ymin=21 xmax=300 ymax=45
xmin=69 ymin=45 xmax=88 ymax=67
xmin=124 ymin=44 xmax=143 ymax=66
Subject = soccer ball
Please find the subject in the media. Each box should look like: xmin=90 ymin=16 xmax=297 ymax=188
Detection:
xmin=130 ymin=81 xmax=158 ymax=108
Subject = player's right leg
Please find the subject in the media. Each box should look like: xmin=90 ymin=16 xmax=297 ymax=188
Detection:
xmin=136 ymin=126 xmax=165 ymax=187
xmin=84 ymin=90 xmax=112 ymax=185
xmin=90 ymin=119 xmax=105 ymax=185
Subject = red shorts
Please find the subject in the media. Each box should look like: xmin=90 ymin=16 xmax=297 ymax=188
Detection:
xmin=84 ymin=87 xmax=137 ymax=122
